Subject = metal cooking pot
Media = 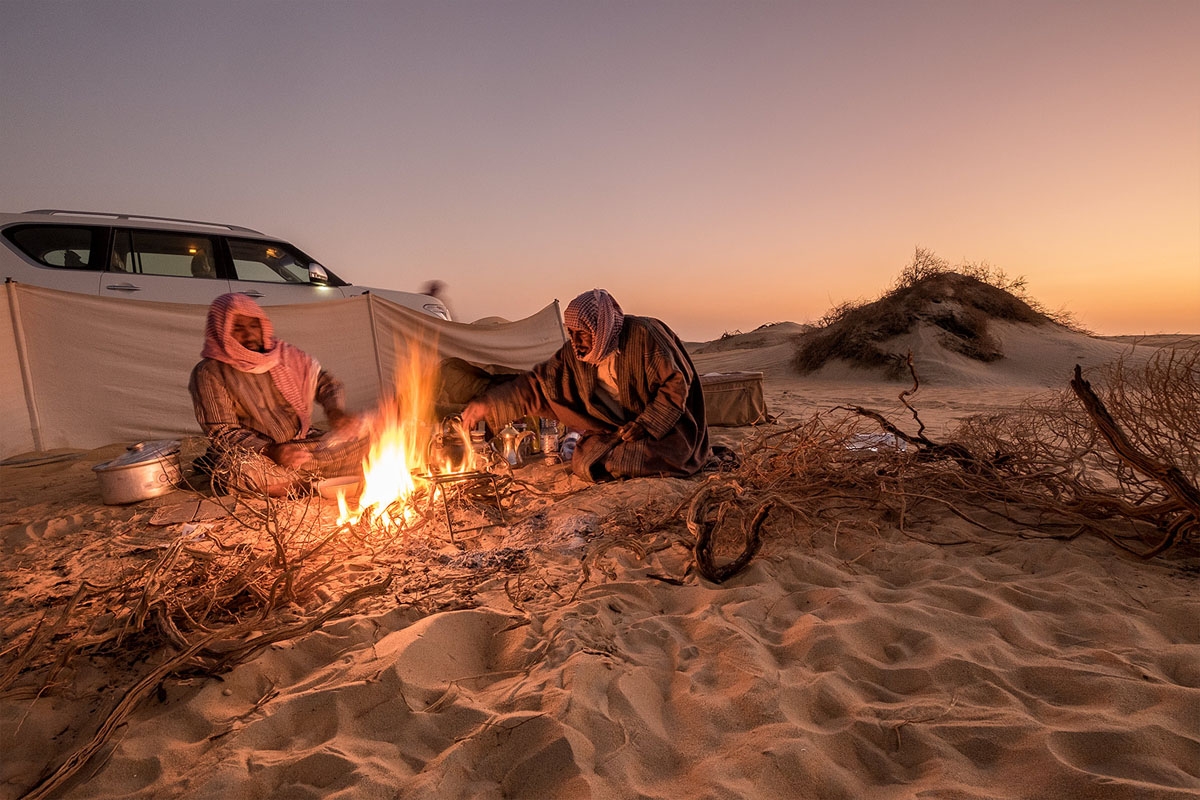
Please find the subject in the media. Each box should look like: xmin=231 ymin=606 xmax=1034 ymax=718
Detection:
xmin=92 ymin=440 xmax=183 ymax=504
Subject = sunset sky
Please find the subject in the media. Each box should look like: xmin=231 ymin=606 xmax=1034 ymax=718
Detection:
xmin=2 ymin=1 xmax=1197 ymax=340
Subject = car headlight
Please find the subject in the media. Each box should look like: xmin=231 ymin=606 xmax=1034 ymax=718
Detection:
xmin=423 ymin=303 xmax=451 ymax=320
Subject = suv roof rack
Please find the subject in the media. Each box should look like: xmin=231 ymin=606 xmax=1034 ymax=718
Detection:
xmin=23 ymin=209 xmax=263 ymax=235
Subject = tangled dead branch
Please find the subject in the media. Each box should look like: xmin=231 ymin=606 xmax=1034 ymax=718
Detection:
xmin=1066 ymin=363 xmax=1199 ymax=555
xmin=685 ymin=482 xmax=773 ymax=583
xmin=928 ymin=347 xmax=1200 ymax=557
xmin=837 ymin=353 xmax=982 ymax=471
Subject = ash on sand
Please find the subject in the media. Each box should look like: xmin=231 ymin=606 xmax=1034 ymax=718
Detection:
xmin=499 ymin=507 xmax=601 ymax=556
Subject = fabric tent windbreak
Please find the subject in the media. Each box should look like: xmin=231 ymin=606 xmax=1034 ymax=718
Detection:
xmin=368 ymin=298 xmax=569 ymax=393
xmin=0 ymin=283 xmax=565 ymax=461
xmin=1 ymin=283 xmax=36 ymax=456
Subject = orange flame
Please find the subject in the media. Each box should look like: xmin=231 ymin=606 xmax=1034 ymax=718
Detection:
xmin=334 ymin=337 xmax=484 ymax=532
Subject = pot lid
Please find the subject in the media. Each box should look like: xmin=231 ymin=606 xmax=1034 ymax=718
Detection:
xmin=95 ymin=439 xmax=181 ymax=470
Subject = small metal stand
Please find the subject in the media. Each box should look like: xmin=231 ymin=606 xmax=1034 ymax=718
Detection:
xmin=416 ymin=469 xmax=506 ymax=544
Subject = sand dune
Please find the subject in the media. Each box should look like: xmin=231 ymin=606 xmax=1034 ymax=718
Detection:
xmin=691 ymin=316 xmax=1140 ymax=386
xmin=692 ymin=318 xmax=1151 ymax=439
xmin=2 ymin=324 xmax=1198 ymax=800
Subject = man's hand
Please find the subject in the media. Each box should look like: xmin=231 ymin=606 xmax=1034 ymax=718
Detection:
xmin=461 ymin=398 xmax=490 ymax=430
xmin=617 ymin=420 xmax=648 ymax=442
xmin=326 ymin=408 xmax=359 ymax=435
xmin=265 ymin=442 xmax=314 ymax=470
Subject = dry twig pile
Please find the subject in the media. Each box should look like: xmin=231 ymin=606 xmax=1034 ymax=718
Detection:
xmin=608 ymin=346 xmax=1200 ymax=591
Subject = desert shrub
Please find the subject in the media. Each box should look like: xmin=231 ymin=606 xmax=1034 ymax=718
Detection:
xmin=951 ymin=344 xmax=1200 ymax=554
xmin=793 ymin=324 xmax=905 ymax=375
xmin=930 ymin=307 xmax=1004 ymax=361
xmin=795 ymin=248 xmax=1072 ymax=374
xmin=892 ymin=247 xmax=952 ymax=290
xmin=960 ymin=256 xmax=1090 ymax=334
xmin=1039 ymin=305 xmax=1089 ymax=333
xmin=958 ymin=259 xmax=1027 ymax=294
xmin=794 ymin=288 xmax=924 ymax=376
xmin=815 ymin=299 xmax=864 ymax=329
xmin=1089 ymin=346 xmax=1200 ymax=479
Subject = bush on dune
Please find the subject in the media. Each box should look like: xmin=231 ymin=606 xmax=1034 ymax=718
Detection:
xmin=794 ymin=248 xmax=1086 ymax=375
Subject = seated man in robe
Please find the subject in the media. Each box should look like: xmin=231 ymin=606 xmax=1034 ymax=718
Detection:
xmin=189 ymin=293 xmax=367 ymax=496
xmin=462 ymin=289 xmax=710 ymax=481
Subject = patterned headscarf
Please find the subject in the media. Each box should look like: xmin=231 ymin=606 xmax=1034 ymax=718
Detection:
xmin=201 ymin=293 xmax=322 ymax=436
xmin=563 ymin=289 xmax=624 ymax=365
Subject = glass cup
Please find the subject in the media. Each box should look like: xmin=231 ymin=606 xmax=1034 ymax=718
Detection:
xmin=540 ymin=419 xmax=560 ymax=463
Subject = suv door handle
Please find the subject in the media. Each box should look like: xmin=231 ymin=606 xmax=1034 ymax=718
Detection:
xmin=239 ymin=290 xmax=266 ymax=298
xmin=105 ymin=283 xmax=143 ymax=291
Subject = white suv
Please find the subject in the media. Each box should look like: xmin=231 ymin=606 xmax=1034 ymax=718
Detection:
xmin=0 ymin=209 xmax=451 ymax=318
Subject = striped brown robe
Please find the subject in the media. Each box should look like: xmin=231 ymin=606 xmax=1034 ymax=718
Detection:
xmin=481 ymin=315 xmax=710 ymax=481
xmin=189 ymin=360 xmax=365 ymax=491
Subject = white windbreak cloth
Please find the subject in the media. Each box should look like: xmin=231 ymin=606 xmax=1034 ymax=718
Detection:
xmin=1 ymin=283 xmax=35 ymax=456
xmin=0 ymin=283 xmax=565 ymax=459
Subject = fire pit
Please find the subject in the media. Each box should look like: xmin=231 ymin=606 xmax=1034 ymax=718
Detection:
xmin=327 ymin=346 xmax=523 ymax=548
xmin=415 ymin=468 xmax=506 ymax=543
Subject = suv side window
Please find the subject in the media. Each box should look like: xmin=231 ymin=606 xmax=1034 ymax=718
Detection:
xmin=228 ymin=239 xmax=311 ymax=284
xmin=110 ymin=230 xmax=219 ymax=278
xmin=6 ymin=225 xmax=104 ymax=270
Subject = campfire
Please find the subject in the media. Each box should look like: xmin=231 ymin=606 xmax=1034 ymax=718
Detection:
xmin=333 ymin=344 xmax=494 ymax=536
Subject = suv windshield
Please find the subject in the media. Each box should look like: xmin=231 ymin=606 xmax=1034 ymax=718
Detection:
xmin=227 ymin=238 xmax=342 ymax=285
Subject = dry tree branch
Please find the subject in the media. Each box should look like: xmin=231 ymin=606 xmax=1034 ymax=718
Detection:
xmin=837 ymin=354 xmax=982 ymax=471
xmin=687 ymin=483 xmax=774 ymax=583
xmin=209 ymin=575 xmax=392 ymax=670
xmin=21 ymin=628 xmax=232 ymax=800
xmin=897 ymin=351 xmax=928 ymax=439
xmin=0 ymin=583 xmax=92 ymax=693
xmin=1070 ymin=364 xmax=1200 ymax=556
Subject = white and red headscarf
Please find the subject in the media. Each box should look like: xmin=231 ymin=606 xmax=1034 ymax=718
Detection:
xmin=201 ymin=293 xmax=321 ymax=436
xmin=563 ymin=289 xmax=625 ymax=365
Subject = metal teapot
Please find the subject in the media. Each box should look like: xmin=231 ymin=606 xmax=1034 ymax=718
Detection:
xmin=494 ymin=422 xmax=536 ymax=466
xmin=428 ymin=415 xmax=470 ymax=473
